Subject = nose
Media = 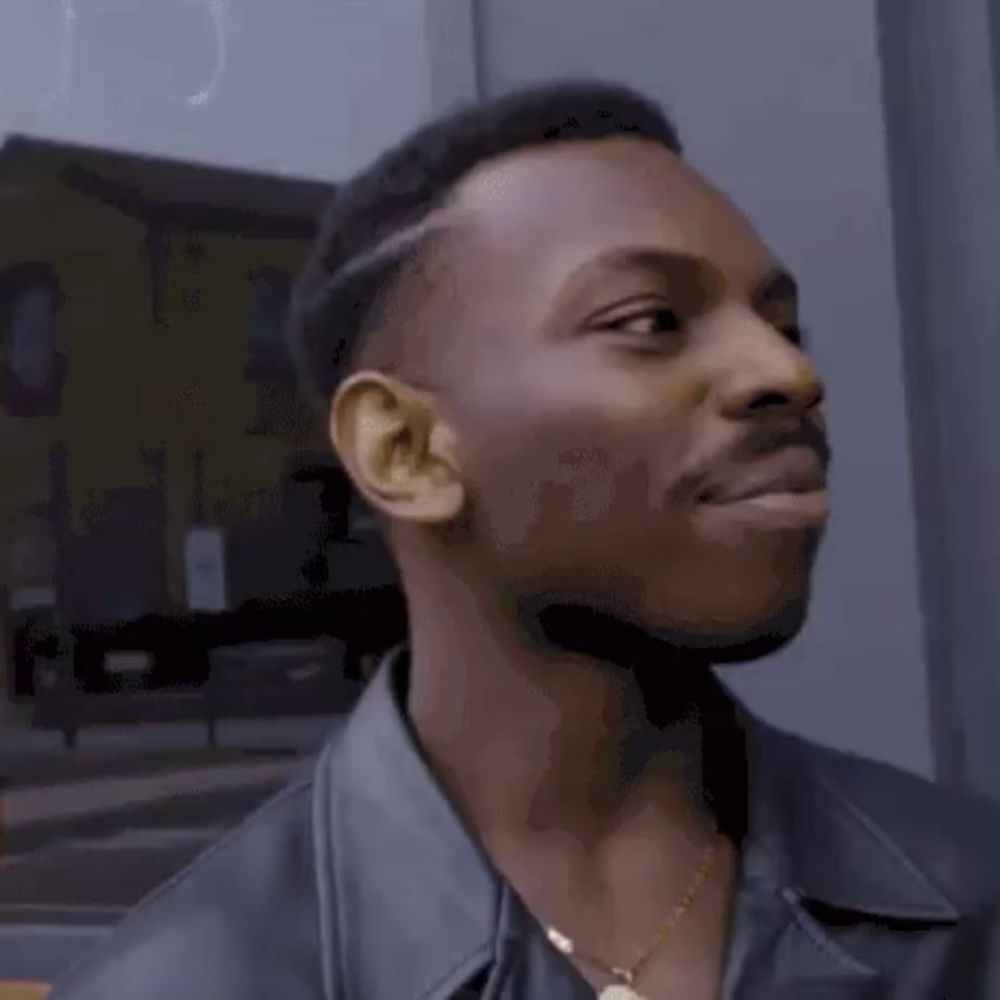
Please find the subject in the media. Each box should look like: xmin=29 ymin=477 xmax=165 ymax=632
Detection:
xmin=714 ymin=312 xmax=824 ymax=421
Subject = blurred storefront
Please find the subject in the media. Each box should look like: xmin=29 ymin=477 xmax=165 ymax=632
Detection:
xmin=0 ymin=136 xmax=400 ymax=722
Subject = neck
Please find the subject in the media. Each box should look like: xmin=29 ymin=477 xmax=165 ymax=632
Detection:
xmin=402 ymin=559 xmax=741 ymax=860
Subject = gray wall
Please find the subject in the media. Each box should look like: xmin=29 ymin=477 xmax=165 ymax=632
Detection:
xmin=877 ymin=0 xmax=1000 ymax=797
xmin=477 ymin=0 xmax=934 ymax=776
xmin=0 ymin=0 xmax=477 ymax=178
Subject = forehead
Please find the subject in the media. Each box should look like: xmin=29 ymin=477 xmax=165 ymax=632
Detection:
xmin=443 ymin=138 xmax=775 ymax=292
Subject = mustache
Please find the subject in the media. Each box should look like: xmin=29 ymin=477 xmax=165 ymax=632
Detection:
xmin=734 ymin=419 xmax=831 ymax=469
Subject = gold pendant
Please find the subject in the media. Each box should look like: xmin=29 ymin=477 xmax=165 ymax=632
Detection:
xmin=598 ymin=986 xmax=649 ymax=1000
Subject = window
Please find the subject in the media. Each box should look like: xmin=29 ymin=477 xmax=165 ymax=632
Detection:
xmin=1 ymin=262 xmax=65 ymax=416
xmin=245 ymin=267 xmax=293 ymax=382
xmin=11 ymin=283 xmax=59 ymax=390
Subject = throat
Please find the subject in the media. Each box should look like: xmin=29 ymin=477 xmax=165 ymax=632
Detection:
xmin=405 ymin=592 xmax=748 ymax=849
xmin=398 ymin=576 xmax=746 ymax=998
xmin=409 ymin=646 xmax=708 ymax=838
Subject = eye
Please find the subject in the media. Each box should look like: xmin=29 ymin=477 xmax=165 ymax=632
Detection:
xmin=602 ymin=307 xmax=682 ymax=337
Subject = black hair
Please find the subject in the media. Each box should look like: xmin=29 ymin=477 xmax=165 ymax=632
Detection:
xmin=288 ymin=79 xmax=683 ymax=406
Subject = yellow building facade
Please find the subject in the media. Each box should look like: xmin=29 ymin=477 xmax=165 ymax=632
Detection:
xmin=0 ymin=137 xmax=333 ymax=700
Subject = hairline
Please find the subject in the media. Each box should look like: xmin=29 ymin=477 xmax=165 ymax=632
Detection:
xmin=314 ymin=134 xmax=687 ymax=401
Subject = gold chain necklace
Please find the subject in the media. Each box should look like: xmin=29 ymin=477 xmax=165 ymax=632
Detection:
xmin=545 ymin=832 xmax=721 ymax=1000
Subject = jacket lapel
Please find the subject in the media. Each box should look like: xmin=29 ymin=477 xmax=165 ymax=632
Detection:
xmin=311 ymin=650 xmax=501 ymax=1000
xmin=719 ymin=717 xmax=959 ymax=997
xmin=721 ymin=836 xmax=884 ymax=998
xmin=308 ymin=647 xmax=963 ymax=999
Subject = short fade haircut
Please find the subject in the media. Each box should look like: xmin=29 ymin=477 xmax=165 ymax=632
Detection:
xmin=289 ymin=80 xmax=683 ymax=407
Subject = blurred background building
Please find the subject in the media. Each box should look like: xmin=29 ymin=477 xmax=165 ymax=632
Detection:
xmin=0 ymin=0 xmax=997 ymax=792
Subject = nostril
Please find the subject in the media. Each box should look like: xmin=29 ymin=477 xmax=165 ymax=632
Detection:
xmin=744 ymin=380 xmax=823 ymax=415
xmin=806 ymin=383 xmax=825 ymax=411
xmin=746 ymin=391 xmax=793 ymax=411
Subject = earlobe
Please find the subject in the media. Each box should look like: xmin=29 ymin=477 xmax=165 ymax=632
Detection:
xmin=329 ymin=371 xmax=465 ymax=525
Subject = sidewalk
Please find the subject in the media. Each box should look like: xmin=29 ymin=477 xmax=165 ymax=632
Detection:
xmin=0 ymin=714 xmax=340 ymax=756
xmin=0 ymin=715 xmax=340 ymax=857
xmin=0 ymin=715 xmax=346 ymax=991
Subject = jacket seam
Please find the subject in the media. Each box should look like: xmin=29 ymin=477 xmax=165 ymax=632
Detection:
xmin=311 ymin=737 xmax=344 ymax=1000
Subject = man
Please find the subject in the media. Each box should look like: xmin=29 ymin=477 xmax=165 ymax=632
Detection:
xmin=52 ymin=81 xmax=1000 ymax=999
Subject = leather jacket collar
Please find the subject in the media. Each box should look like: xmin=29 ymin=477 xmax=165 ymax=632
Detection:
xmin=313 ymin=646 xmax=961 ymax=999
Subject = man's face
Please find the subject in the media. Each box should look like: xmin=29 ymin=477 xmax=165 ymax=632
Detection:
xmin=422 ymin=138 xmax=829 ymax=655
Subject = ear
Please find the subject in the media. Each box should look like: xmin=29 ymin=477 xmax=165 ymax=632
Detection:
xmin=330 ymin=370 xmax=464 ymax=525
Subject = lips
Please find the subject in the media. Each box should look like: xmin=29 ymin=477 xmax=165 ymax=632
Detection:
xmin=699 ymin=448 xmax=827 ymax=505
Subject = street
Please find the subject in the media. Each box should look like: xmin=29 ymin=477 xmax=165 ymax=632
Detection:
xmin=0 ymin=720 xmax=331 ymax=992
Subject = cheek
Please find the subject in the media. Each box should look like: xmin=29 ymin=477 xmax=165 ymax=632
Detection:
xmin=545 ymin=445 xmax=628 ymax=521
xmin=462 ymin=410 xmax=692 ymax=551
xmin=451 ymin=352 xmax=701 ymax=545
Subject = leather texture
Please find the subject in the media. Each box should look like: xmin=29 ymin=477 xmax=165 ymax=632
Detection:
xmin=49 ymin=648 xmax=1000 ymax=999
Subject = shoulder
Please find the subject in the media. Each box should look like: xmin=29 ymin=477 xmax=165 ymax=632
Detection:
xmin=785 ymin=729 xmax=1000 ymax=911
xmin=49 ymin=772 xmax=326 ymax=1000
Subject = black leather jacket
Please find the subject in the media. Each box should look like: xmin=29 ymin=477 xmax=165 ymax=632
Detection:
xmin=51 ymin=649 xmax=1000 ymax=998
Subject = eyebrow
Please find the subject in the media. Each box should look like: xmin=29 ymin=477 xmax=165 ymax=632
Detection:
xmin=564 ymin=246 xmax=799 ymax=307
xmin=574 ymin=246 xmax=706 ymax=281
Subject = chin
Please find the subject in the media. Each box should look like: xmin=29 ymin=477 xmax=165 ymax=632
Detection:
xmin=645 ymin=589 xmax=812 ymax=664
xmin=524 ymin=579 xmax=812 ymax=670
xmin=635 ymin=531 xmax=820 ymax=662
